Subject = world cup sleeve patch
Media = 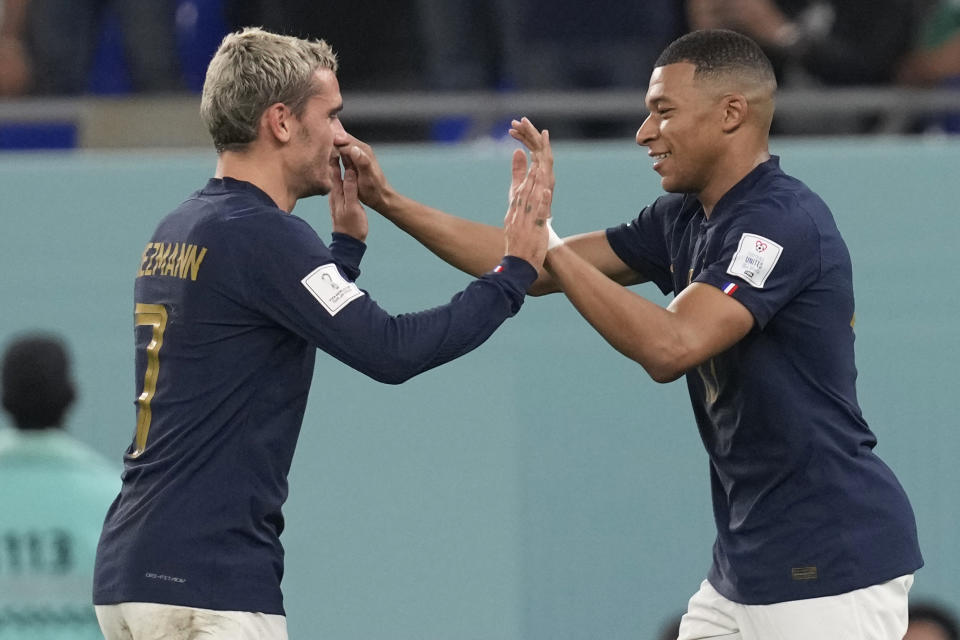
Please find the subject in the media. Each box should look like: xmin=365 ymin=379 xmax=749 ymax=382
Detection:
xmin=301 ymin=263 xmax=365 ymax=316
xmin=725 ymin=233 xmax=783 ymax=288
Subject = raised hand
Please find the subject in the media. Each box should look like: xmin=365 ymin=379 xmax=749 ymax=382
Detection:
xmin=328 ymin=152 xmax=368 ymax=242
xmin=508 ymin=147 xmax=528 ymax=210
xmin=334 ymin=133 xmax=394 ymax=212
xmin=503 ymin=148 xmax=553 ymax=271
xmin=509 ymin=117 xmax=555 ymax=198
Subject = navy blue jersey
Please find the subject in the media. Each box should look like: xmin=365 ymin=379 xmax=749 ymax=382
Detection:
xmin=606 ymin=157 xmax=922 ymax=604
xmin=93 ymin=178 xmax=536 ymax=614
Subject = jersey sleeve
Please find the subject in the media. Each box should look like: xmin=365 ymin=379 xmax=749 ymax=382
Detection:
xmin=328 ymin=231 xmax=365 ymax=281
xmin=228 ymin=213 xmax=536 ymax=384
xmin=696 ymin=201 xmax=821 ymax=329
xmin=604 ymin=195 xmax=680 ymax=295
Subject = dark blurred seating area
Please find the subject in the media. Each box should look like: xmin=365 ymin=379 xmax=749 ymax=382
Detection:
xmin=0 ymin=0 xmax=958 ymax=148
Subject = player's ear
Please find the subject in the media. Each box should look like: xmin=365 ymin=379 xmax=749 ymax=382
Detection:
xmin=262 ymin=103 xmax=293 ymax=143
xmin=720 ymin=93 xmax=748 ymax=133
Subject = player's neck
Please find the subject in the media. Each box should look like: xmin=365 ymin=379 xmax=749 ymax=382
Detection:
xmin=215 ymin=151 xmax=296 ymax=213
xmin=699 ymin=147 xmax=771 ymax=217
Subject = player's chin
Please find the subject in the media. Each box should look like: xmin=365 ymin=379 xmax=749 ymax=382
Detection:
xmin=306 ymin=179 xmax=333 ymax=198
xmin=659 ymin=175 xmax=688 ymax=194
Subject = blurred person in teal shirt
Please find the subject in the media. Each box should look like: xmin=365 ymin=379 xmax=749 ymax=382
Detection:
xmin=0 ymin=333 xmax=119 ymax=639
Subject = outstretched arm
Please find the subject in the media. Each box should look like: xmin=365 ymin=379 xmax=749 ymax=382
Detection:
xmin=512 ymin=119 xmax=755 ymax=382
xmin=545 ymin=246 xmax=754 ymax=383
xmin=256 ymin=146 xmax=554 ymax=385
xmin=335 ymin=132 xmax=529 ymax=277
xmin=334 ymin=121 xmax=643 ymax=295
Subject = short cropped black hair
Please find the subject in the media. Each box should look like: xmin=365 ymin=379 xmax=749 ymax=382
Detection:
xmin=1 ymin=334 xmax=76 ymax=430
xmin=656 ymin=29 xmax=776 ymax=85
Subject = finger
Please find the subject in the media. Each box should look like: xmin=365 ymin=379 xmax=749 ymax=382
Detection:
xmin=509 ymin=117 xmax=542 ymax=151
xmin=516 ymin=170 xmax=540 ymax=219
xmin=509 ymin=128 xmax=540 ymax=152
xmin=345 ymin=145 xmax=369 ymax=169
xmin=542 ymin=187 xmax=553 ymax=208
xmin=524 ymin=185 xmax=552 ymax=232
xmin=336 ymin=133 xmax=376 ymax=162
xmin=329 ymin=156 xmax=344 ymax=194
xmin=510 ymin=148 xmax=527 ymax=200
xmin=523 ymin=150 xmax=542 ymax=194
xmin=341 ymin=149 xmax=356 ymax=172
xmin=329 ymin=157 xmax=345 ymax=213
xmin=342 ymin=166 xmax=359 ymax=202
xmin=534 ymin=187 xmax=553 ymax=219
xmin=334 ymin=131 xmax=362 ymax=149
xmin=507 ymin=176 xmax=531 ymax=226
xmin=540 ymin=129 xmax=556 ymax=190
xmin=519 ymin=117 xmax=542 ymax=146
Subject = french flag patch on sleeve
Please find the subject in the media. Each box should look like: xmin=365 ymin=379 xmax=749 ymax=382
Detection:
xmin=722 ymin=282 xmax=739 ymax=295
xmin=493 ymin=265 xmax=504 ymax=273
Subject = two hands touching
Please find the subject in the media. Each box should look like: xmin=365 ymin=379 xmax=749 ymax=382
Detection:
xmin=504 ymin=117 xmax=560 ymax=271
xmin=327 ymin=147 xmax=368 ymax=243
xmin=327 ymin=117 xmax=559 ymax=273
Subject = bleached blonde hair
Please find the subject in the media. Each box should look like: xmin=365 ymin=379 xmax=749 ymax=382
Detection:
xmin=200 ymin=27 xmax=338 ymax=152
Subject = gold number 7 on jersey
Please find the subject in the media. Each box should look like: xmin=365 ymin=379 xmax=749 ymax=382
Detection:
xmin=132 ymin=303 xmax=168 ymax=458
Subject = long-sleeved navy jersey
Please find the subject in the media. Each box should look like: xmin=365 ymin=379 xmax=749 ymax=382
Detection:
xmin=606 ymin=157 xmax=922 ymax=604
xmin=93 ymin=177 xmax=536 ymax=614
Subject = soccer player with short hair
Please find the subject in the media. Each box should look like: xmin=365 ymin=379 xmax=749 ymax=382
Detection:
xmin=92 ymin=27 xmax=551 ymax=640
xmin=342 ymin=29 xmax=923 ymax=640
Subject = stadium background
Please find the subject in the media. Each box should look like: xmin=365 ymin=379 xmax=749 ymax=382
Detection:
xmin=0 ymin=137 xmax=957 ymax=638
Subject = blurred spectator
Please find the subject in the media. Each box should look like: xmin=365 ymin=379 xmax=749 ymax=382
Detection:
xmin=0 ymin=0 xmax=29 ymax=95
xmin=688 ymin=0 xmax=921 ymax=133
xmin=0 ymin=333 xmax=120 ymax=639
xmin=0 ymin=0 xmax=183 ymax=96
xmin=897 ymin=0 xmax=960 ymax=133
xmin=224 ymin=0 xmax=423 ymax=91
xmin=223 ymin=0 xmax=427 ymax=141
xmin=516 ymin=0 xmax=684 ymax=91
xmin=514 ymin=0 xmax=685 ymax=138
xmin=410 ymin=0 xmax=521 ymax=140
xmin=906 ymin=601 xmax=960 ymax=640
xmin=897 ymin=0 xmax=960 ymax=86
xmin=687 ymin=0 xmax=919 ymax=87
xmin=414 ymin=0 xmax=518 ymax=92
xmin=225 ymin=0 xmax=686 ymax=141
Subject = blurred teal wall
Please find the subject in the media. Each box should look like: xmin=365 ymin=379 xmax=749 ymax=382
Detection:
xmin=0 ymin=139 xmax=957 ymax=639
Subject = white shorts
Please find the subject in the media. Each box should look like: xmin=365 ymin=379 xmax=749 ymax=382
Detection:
xmin=677 ymin=574 xmax=913 ymax=640
xmin=95 ymin=602 xmax=288 ymax=640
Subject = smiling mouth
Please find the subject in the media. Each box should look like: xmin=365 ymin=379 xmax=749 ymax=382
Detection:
xmin=652 ymin=152 xmax=671 ymax=161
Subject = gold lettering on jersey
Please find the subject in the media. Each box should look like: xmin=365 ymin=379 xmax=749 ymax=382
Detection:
xmin=150 ymin=242 xmax=173 ymax=275
xmin=162 ymin=243 xmax=179 ymax=277
xmin=791 ymin=566 xmax=818 ymax=581
xmin=185 ymin=246 xmax=207 ymax=280
xmin=136 ymin=242 xmax=208 ymax=281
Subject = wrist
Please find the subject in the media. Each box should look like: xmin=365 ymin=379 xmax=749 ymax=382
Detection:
xmin=373 ymin=184 xmax=400 ymax=216
xmin=331 ymin=229 xmax=367 ymax=244
xmin=547 ymin=218 xmax=564 ymax=251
